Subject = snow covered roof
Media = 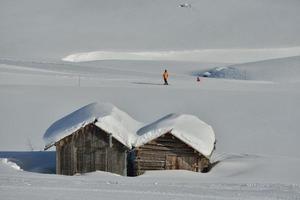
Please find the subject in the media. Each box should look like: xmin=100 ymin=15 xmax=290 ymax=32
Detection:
xmin=43 ymin=103 xmax=215 ymax=157
xmin=135 ymin=114 xmax=215 ymax=157
xmin=43 ymin=103 xmax=141 ymax=149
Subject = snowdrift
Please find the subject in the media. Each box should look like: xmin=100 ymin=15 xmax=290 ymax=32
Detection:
xmin=0 ymin=151 xmax=55 ymax=173
xmin=198 ymin=56 xmax=300 ymax=82
xmin=44 ymin=102 xmax=216 ymax=157
xmin=62 ymin=48 xmax=300 ymax=63
xmin=0 ymin=158 xmax=22 ymax=171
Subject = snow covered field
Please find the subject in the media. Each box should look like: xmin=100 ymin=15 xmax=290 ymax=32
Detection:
xmin=1 ymin=0 xmax=300 ymax=199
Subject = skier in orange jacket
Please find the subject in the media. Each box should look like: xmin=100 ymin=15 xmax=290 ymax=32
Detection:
xmin=163 ymin=69 xmax=169 ymax=85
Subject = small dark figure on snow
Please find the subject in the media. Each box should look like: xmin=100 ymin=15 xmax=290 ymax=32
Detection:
xmin=179 ymin=3 xmax=191 ymax=8
xmin=163 ymin=69 xmax=169 ymax=85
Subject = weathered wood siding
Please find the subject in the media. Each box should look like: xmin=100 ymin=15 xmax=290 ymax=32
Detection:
xmin=131 ymin=133 xmax=210 ymax=176
xmin=56 ymin=124 xmax=127 ymax=176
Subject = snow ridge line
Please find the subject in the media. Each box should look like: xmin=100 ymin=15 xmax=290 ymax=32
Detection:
xmin=62 ymin=48 xmax=300 ymax=63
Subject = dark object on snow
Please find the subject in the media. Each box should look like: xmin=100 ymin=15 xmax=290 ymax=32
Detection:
xmin=200 ymin=67 xmax=247 ymax=80
xmin=179 ymin=3 xmax=191 ymax=8
xmin=163 ymin=69 xmax=169 ymax=85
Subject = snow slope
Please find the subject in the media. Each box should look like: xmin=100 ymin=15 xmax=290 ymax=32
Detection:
xmin=229 ymin=56 xmax=300 ymax=82
xmin=1 ymin=0 xmax=300 ymax=61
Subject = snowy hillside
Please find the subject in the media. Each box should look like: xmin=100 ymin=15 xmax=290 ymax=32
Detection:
xmin=1 ymin=0 xmax=300 ymax=61
xmin=1 ymin=0 xmax=300 ymax=199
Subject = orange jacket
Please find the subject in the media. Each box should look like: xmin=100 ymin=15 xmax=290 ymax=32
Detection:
xmin=163 ymin=71 xmax=169 ymax=79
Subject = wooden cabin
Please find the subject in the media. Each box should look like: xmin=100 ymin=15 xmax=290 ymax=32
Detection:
xmin=56 ymin=128 xmax=211 ymax=176
xmin=128 ymin=132 xmax=210 ymax=176
xmin=44 ymin=103 xmax=215 ymax=176
xmin=55 ymin=123 xmax=128 ymax=176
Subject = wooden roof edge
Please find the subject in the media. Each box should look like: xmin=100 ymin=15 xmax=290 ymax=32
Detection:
xmin=44 ymin=143 xmax=55 ymax=151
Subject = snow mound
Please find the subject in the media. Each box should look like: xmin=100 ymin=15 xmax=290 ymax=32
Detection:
xmin=43 ymin=103 xmax=216 ymax=157
xmin=198 ymin=56 xmax=300 ymax=82
xmin=1 ymin=158 xmax=22 ymax=171
xmin=136 ymin=114 xmax=215 ymax=157
xmin=199 ymin=67 xmax=247 ymax=80
xmin=0 ymin=151 xmax=56 ymax=174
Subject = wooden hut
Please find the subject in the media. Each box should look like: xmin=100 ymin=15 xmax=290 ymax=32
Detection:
xmin=55 ymin=123 xmax=128 ymax=175
xmin=128 ymin=132 xmax=211 ymax=176
xmin=43 ymin=103 xmax=138 ymax=176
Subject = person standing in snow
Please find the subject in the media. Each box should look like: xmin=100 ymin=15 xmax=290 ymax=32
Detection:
xmin=163 ymin=69 xmax=169 ymax=85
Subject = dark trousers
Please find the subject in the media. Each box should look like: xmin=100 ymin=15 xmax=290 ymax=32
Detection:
xmin=164 ymin=78 xmax=168 ymax=85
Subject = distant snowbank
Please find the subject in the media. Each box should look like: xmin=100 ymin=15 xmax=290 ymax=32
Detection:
xmin=1 ymin=158 xmax=22 ymax=171
xmin=198 ymin=55 xmax=300 ymax=82
xmin=0 ymin=151 xmax=55 ymax=174
xmin=199 ymin=67 xmax=247 ymax=80
xmin=62 ymin=47 xmax=300 ymax=63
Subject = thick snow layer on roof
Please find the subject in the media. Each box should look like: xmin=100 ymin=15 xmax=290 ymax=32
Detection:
xmin=94 ymin=107 xmax=142 ymax=148
xmin=43 ymin=102 xmax=141 ymax=149
xmin=43 ymin=103 xmax=215 ymax=157
xmin=136 ymin=114 xmax=215 ymax=157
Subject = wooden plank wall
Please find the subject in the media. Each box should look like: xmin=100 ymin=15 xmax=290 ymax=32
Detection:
xmin=55 ymin=124 xmax=127 ymax=176
xmin=133 ymin=133 xmax=210 ymax=176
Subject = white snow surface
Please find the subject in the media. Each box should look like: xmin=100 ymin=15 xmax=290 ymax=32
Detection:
xmin=44 ymin=103 xmax=215 ymax=157
xmin=1 ymin=154 xmax=300 ymax=199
